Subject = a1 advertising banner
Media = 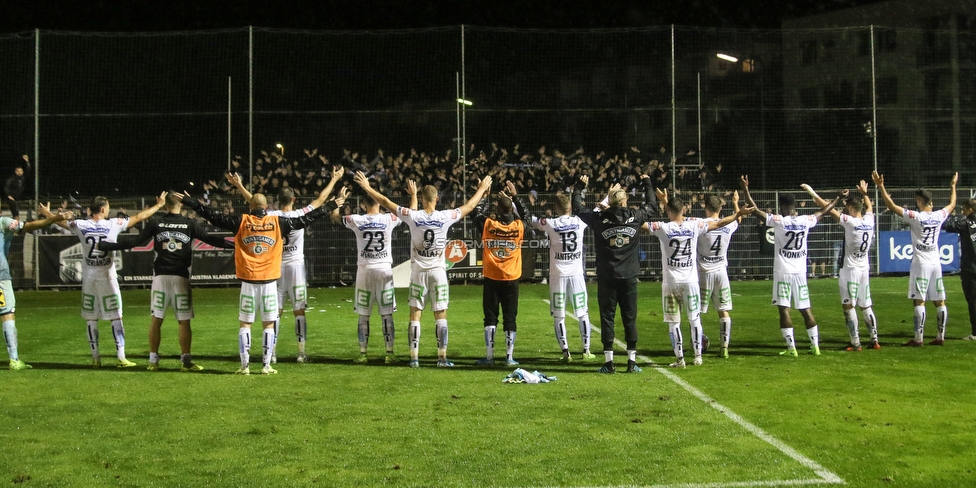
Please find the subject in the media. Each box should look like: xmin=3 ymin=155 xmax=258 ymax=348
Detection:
xmin=38 ymin=234 xmax=236 ymax=287
xmin=878 ymin=231 xmax=960 ymax=273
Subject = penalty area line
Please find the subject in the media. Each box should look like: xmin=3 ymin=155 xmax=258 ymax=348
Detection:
xmin=543 ymin=299 xmax=844 ymax=486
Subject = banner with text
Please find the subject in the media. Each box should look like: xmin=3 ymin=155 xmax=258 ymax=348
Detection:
xmin=38 ymin=234 xmax=237 ymax=287
xmin=878 ymin=231 xmax=959 ymax=273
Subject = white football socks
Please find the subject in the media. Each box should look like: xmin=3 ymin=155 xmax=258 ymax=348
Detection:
xmin=781 ymin=327 xmax=796 ymax=350
xmin=407 ymin=321 xmax=420 ymax=360
xmin=87 ymin=320 xmax=100 ymax=360
xmin=357 ymin=315 xmax=370 ymax=353
xmin=381 ymin=314 xmax=395 ymax=353
xmin=914 ymin=305 xmax=926 ymax=341
xmin=719 ymin=316 xmax=731 ymax=348
xmin=484 ymin=325 xmax=496 ymax=359
xmin=238 ymin=328 xmax=251 ymax=369
xmin=3 ymin=320 xmax=18 ymax=361
xmin=111 ymin=319 xmax=127 ymax=360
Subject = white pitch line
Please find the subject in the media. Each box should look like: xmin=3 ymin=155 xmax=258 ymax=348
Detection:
xmin=543 ymin=299 xmax=844 ymax=487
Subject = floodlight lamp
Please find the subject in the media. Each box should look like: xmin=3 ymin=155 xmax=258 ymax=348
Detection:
xmin=456 ymin=98 xmax=473 ymax=106
xmin=716 ymin=53 xmax=739 ymax=63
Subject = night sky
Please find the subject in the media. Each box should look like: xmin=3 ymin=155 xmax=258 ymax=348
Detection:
xmin=4 ymin=0 xmax=889 ymax=32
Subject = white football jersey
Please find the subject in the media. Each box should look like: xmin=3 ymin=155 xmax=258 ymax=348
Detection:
xmin=697 ymin=217 xmax=738 ymax=273
xmin=766 ymin=214 xmax=817 ymax=275
xmin=69 ymin=217 xmax=128 ymax=280
xmin=343 ymin=212 xmax=402 ymax=269
xmin=903 ymin=209 xmax=949 ymax=266
xmin=532 ymin=215 xmax=587 ymax=278
xmin=267 ymin=205 xmax=312 ymax=266
xmin=397 ymin=207 xmax=462 ymax=271
xmin=649 ymin=219 xmax=708 ymax=284
xmin=839 ymin=212 xmax=874 ymax=270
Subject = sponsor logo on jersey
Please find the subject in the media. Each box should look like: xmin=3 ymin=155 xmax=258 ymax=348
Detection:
xmin=485 ymin=239 xmax=518 ymax=250
xmin=357 ymin=222 xmax=388 ymax=231
xmin=156 ymin=231 xmax=191 ymax=243
xmin=414 ymin=219 xmax=446 ymax=228
xmin=551 ymin=223 xmax=579 ymax=232
xmin=602 ymin=226 xmax=637 ymax=248
xmin=158 ymin=222 xmax=189 ymax=229
xmin=245 ymin=222 xmax=276 ymax=232
xmin=243 ymin=235 xmax=276 ymax=254
xmin=488 ymin=228 xmax=520 ymax=238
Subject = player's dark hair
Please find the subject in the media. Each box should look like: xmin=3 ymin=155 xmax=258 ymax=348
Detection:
xmin=704 ymin=195 xmax=723 ymax=213
xmin=165 ymin=192 xmax=181 ymax=208
xmin=89 ymin=196 xmax=109 ymax=214
xmin=279 ymin=188 xmax=295 ymax=204
xmin=778 ymin=193 xmax=795 ymax=210
xmin=915 ymin=188 xmax=932 ymax=206
xmin=962 ymin=198 xmax=976 ymax=211
xmin=361 ymin=190 xmax=376 ymax=206
xmin=666 ymin=196 xmax=685 ymax=215
xmin=845 ymin=195 xmax=863 ymax=213
xmin=496 ymin=194 xmax=513 ymax=214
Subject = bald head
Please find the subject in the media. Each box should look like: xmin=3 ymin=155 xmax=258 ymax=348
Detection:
xmin=250 ymin=193 xmax=268 ymax=210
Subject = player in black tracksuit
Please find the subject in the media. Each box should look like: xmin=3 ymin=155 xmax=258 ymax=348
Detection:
xmin=99 ymin=193 xmax=234 ymax=370
xmin=574 ymin=174 xmax=656 ymax=373
xmin=943 ymin=198 xmax=976 ymax=339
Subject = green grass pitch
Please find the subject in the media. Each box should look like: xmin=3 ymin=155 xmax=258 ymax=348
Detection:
xmin=0 ymin=276 xmax=973 ymax=487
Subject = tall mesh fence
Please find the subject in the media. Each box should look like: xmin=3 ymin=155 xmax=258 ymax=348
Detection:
xmin=0 ymin=25 xmax=972 ymax=287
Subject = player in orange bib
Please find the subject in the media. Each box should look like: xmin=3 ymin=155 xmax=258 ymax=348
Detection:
xmin=473 ymin=181 xmax=527 ymax=366
xmin=176 ymin=182 xmax=344 ymax=374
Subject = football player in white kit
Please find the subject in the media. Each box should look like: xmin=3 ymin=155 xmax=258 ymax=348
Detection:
xmin=531 ymin=193 xmax=595 ymax=363
xmin=354 ymin=171 xmax=492 ymax=367
xmin=647 ymin=189 xmax=753 ymax=367
xmin=332 ymin=183 xmax=405 ymax=364
xmin=43 ymin=193 xmax=166 ymax=367
xmin=741 ymin=176 xmax=845 ymax=357
xmin=873 ymin=170 xmax=957 ymax=346
xmin=228 ymin=169 xmax=343 ymax=363
xmin=696 ymin=191 xmax=743 ymax=359
xmin=803 ymin=180 xmax=880 ymax=350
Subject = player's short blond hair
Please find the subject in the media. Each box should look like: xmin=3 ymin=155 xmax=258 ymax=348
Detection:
xmin=421 ymin=185 xmax=438 ymax=204
xmin=555 ymin=194 xmax=571 ymax=214
xmin=608 ymin=188 xmax=627 ymax=207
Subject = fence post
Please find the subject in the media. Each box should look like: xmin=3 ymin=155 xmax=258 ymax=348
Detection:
xmin=34 ymin=28 xmax=40 ymax=290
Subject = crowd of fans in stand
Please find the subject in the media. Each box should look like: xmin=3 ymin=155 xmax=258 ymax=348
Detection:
xmin=197 ymin=143 xmax=732 ymax=218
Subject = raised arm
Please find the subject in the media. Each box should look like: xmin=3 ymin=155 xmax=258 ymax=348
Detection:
xmin=280 ymin=190 xmax=346 ymax=234
xmin=193 ymin=221 xmax=234 ymax=249
xmin=943 ymin=172 xmax=958 ymax=214
xmin=504 ymin=181 xmax=529 ymax=220
xmin=739 ymin=175 xmax=768 ymax=221
xmin=731 ymin=190 xmax=743 ymax=223
xmin=328 ymin=187 xmax=351 ymax=224
xmin=707 ymin=204 xmax=755 ymax=231
xmin=227 ymin=172 xmax=253 ymax=203
xmin=814 ymin=189 xmax=848 ymax=221
xmin=174 ymin=192 xmax=243 ymax=232
xmin=22 ymin=203 xmax=70 ymax=234
xmin=857 ymin=180 xmax=872 ymax=214
xmin=353 ymin=171 xmax=398 ymax=214
xmin=871 ymin=171 xmax=903 ymax=217
xmin=126 ymin=191 xmax=167 ymax=229
xmin=654 ymin=186 xmax=668 ymax=215
xmin=801 ymin=183 xmax=841 ymax=221
xmin=407 ymin=179 xmax=418 ymax=211
xmin=458 ymin=176 xmax=493 ymax=218
xmin=309 ymin=166 xmax=345 ymax=209
xmin=99 ymin=218 xmax=154 ymax=251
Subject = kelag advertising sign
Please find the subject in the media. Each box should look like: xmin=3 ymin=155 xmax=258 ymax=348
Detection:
xmin=878 ymin=231 xmax=959 ymax=273
xmin=38 ymin=234 xmax=236 ymax=287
